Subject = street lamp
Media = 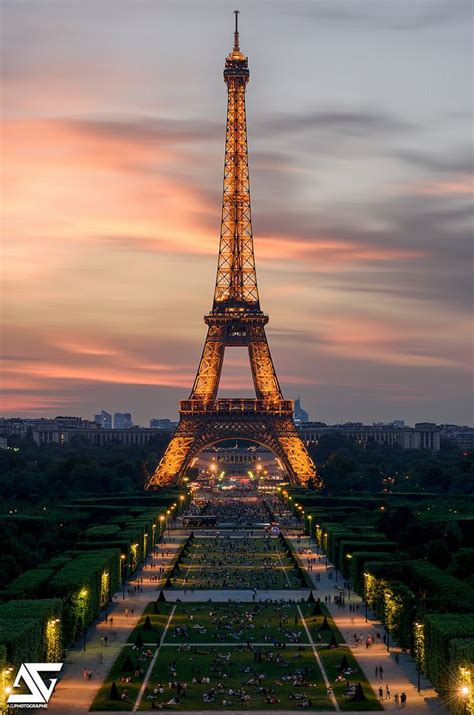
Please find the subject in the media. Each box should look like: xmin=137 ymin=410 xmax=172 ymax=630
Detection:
xmin=345 ymin=554 xmax=352 ymax=600
xmin=121 ymin=554 xmax=126 ymax=600
xmin=308 ymin=515 xmax=312 ymax=544
xmin=363 ymin=573 xmax=369 ymax=622
xmin=459 ymin=667 xmax=471 ymax=715
xmin=415 ymin=622 xmax=422 ymax=693
xmin=80 ymin=588 xmax=88 ymax=651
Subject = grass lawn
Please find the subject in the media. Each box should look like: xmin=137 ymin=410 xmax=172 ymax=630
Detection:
xmin=300 ymin=602 xmax=345 ymax=646
xmin=169 ymin=537 xmax=306 ymax=589
xmin=164 ymin=603 xmax=310 ymax=645
xmin=90 ymin=602 xmax=174 ymax=712
xmin=126 ymin=602 xmax=174 ymax=645
xmin=318 ymin=647 xmax=383 ymax=711
xmin=90 ymin=602 xmax=381 ymax=712
xmin=138 ymin=646 xmax=334 ymax=711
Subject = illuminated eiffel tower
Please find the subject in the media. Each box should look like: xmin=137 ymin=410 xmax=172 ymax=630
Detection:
xmin=146 ymin=12 xmax=318 ymax=488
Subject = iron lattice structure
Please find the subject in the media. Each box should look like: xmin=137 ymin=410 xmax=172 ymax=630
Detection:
xmin=146 ymin=14 xmax=318 ymax=489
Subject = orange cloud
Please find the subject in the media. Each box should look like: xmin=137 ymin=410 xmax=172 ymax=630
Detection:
xmin=411 ymin=176 xmax=474 ymax=196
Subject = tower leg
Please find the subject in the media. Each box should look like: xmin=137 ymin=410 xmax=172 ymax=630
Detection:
xmin=248 ymin=325 xmax=283 ymax=402
xmin=190 ymin=325 xmax=226 ymax=401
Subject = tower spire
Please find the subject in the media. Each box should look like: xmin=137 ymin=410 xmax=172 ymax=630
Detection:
xmin=233 ymin=9 xmax=240 ymax=51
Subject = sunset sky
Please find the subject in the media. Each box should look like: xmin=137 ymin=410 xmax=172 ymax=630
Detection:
xmin=1 ymin=0 xmax=473 ymax=426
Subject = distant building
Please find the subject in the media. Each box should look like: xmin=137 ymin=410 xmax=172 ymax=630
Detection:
xmin=94 ymin=410 xmax=112 ymax=429
xmin=299 ymin=422 xmax=441 ymax=452
xmin=31 ymin=426 xmax=172 ymax=447
xmin=392 ymin=420 xmax=405 ymax=428
xmin=150 ymin=418 xmax=172 ymax=429
xmin=440 ymin=424 xmax=474 ymax=451
xmin=114 ymin=412 xmax=132 ymax=429
xmin=293 ymin=398 xmax=309 ymax=424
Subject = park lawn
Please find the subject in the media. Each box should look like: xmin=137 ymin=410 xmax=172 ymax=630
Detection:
xmin=138 ymin=645 xmax=335 ymax=711
xmin=90 ymin=645 xmax=152 ymax=711
xmin=318 ymin=647 xmax=383 ymax=712
xmin=126 ymin=601 xmax=174 ymax=645
xmin=170 ymin=538 xmax=305 ymax=590
xmin=300 ymin=603 xmax=345 ymax=646
xmin=164 ymin=602 xmax=310 ymax=645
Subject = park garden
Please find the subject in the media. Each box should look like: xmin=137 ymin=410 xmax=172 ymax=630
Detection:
xmin=91 ymin=599 xmax=381 ymax=712
xmin=165 ymin=535 xmax=310 ymax=590
xmin=282 ymin=490 xmax=474 ymax=713
xmin=0 ymin=491 xmax=187 ymax=710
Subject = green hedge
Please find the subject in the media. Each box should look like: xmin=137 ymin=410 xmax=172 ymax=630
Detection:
xmin=407 ymin=561 xmax=474 ymax=613
xmin=349 ymin=552 xmax=396 ymax=592
xmin=49 ymin=549 xmax=120 ymax=644
xmin=84 ymin=525 xmax=121 ymax=540
xmin=2 ymin=599 xmax=63 ymax=661
xmin=42 ymin=556 xmax=72 ymax=570
xmin=4 ymin=569 xmax=54 ymax=598
xmin=0 ymin=618 xmax=42 ymax=667
xmin=338 ymin=540 xmax=398 ymax=575
xmin=423 ymin=614 xmax=474 ymax=698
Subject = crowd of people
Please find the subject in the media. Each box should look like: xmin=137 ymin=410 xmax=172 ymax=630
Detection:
xmin=168 ymin=603 xmax=307 ymax=645
xmin=201 ymin=498 xmax=273 ymax=525
xmin=142 ymin=644 xmax=324 ymax=710
xmin=171 ymin=535 xmax=304 ymax=590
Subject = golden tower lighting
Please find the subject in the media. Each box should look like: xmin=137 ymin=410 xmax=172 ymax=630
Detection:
xmin=146 ymin=12 xmax=318 ymax=489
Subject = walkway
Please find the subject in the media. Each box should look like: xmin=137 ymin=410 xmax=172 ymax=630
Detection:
xmin=285 ymin=534 xmax=449 ymax=713
xmin=48 ymin=531 xmax=186 ymax=714
xmin=48 ymin=528 xmax=449 ymax=714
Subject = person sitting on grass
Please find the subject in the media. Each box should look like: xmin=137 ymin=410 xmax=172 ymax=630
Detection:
xmin=120 ymin=689 xmax=130 ymax=702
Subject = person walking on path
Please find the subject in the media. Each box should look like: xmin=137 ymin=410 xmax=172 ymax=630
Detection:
xmin=379 ymin=664 xmax=384 ymax=679
xmin=375 ymin=665 xmax=379 ymax=679
xmin=394 ymin=692 xmax=400 ymax=708
xmin=385 ymin=684 xmax=391 ymax=699
xmin=378 ymin=686 xmax=384 ymax=702
xmin=401 ymin=691 xmax=407 ymax=708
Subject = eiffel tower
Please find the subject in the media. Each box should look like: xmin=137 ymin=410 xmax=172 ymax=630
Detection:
xmin=146 ymin=12 xmax=318 ymax=489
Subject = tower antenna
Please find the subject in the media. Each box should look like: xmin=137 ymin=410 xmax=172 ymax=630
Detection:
xmin=234 ymin=9 xmax=240 ymax=50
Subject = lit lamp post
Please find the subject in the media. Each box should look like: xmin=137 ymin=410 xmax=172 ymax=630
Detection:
xmin=308 ymin=514 xmax=312 ymax=544
xmin=152 ymin=523 xmax=156 ymax=549
xmin=121 ymin=554 xmax=126 ymax=600
xmin=159 ymin=514 xmax=165 ymax=542
xmin=103 ymin=573 xmax=110 ymax=623
xmin=80 ymin=588 xmax=88 ymax=651
xmin=345 ymin=554 xmax=352 ymax=600
xmin=179 ymin=495 xmax=185 ymax=514
xmin=363 ymin=573 xmax=369 ymax=622
xmin=459 ymin=667 xmax=471 ymax=715
xmin=415 ymin=622 xmax=423 ymax=693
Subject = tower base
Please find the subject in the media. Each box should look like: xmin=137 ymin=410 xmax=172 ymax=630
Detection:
xmin=145 ymin=399 xmax=318 ymax=488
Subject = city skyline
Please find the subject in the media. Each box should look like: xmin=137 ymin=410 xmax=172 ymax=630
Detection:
xmin=2 ymin=1 xmax=473 ymax=426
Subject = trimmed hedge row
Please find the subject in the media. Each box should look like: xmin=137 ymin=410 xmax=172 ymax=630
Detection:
xmin=1 ymin=599 xmax=63 ymax=661
xmin=349 ymin=552 xmax=396 ymax=593
xmin=423 ymin=614 xmax=474 ymax=698
xmin=0 ymin=618 xmax=42 ymax=667
xmin=338 ymin=540 xmax=398 ymax=575
xmin=84 ymin=525 xmax=121 ymax=539
xmin=3 ymin=569 xmax=54 ymax=598
xmin=406 ymin=561 xmax=474 ymax=613
xmin=48 ymin=549 xmax=120 ymax=643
